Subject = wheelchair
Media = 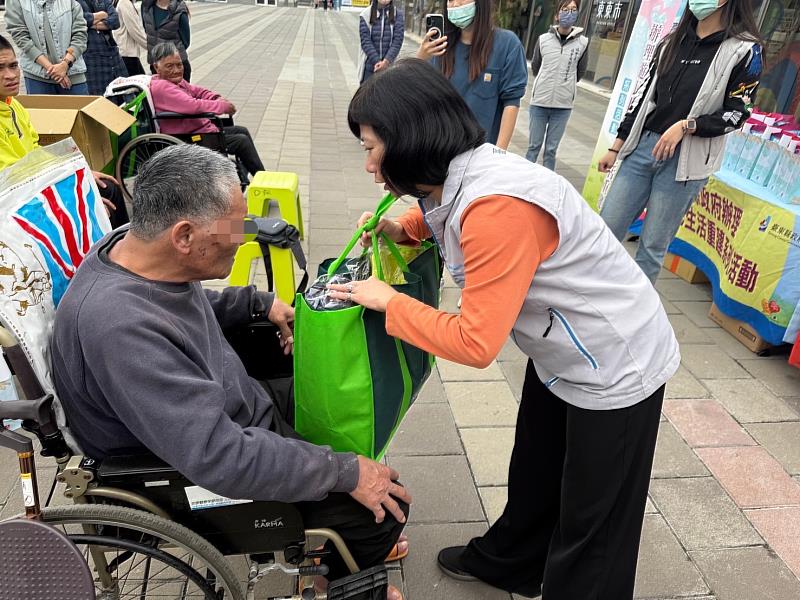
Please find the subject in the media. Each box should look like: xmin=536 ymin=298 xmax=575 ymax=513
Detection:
xmin=0 ymin=154 xmax=387 ymax=598
xmin=0 ymin=319 xmax=391 ymax=600
xmin=105 ymin=79 xmax=251 ymax=202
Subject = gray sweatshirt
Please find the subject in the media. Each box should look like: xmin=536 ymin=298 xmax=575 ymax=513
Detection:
xmin=51 ymin=229 xmax=359 ymax=502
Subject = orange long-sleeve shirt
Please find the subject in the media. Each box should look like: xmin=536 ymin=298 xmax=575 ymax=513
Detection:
xmin=386 ymin=196 xmax=560 ymax=368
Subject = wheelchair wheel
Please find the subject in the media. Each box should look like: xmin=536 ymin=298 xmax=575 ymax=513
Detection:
xmin=116 ymin=133 xmax=183 ymax=203
xmin=40 ymin=504 xmax=245 ymax=600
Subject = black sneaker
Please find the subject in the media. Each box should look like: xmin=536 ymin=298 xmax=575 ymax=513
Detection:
xmin=436 ymin=546 xmax=479 ymax=582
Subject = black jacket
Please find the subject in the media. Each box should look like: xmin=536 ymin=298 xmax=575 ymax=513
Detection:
xmin=618 ymin=28 xmax=762 ymax=140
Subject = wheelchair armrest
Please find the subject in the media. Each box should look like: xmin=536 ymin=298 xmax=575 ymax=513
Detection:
xmin=154 ymin=111 xmax=219 ymax=119
xmin=98 ymin=452 xmax=181 ymax=479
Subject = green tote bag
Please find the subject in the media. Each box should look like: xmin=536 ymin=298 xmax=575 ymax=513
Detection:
xmin=293 ymin=194 xmax=441 ymax=460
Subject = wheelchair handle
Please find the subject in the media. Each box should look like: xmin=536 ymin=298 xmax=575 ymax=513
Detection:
xmin=0 ymin=395 xmax=58 ymax=435
xmin=298 ymin=564 xmax=329 ymax=577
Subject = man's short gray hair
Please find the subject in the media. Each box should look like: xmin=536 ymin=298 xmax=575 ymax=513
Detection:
xmin=130 ymin=144 xmax=240 ymax=240
xmin=151 ymin=42 xmax=179 ymax=65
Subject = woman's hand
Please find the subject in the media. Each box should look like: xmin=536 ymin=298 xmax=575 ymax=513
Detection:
xmin=598 ymin=150 xmax=618 ymax=173
xmin=417 ymin=29 xmax=448 ymax=61
xmin=373 ymin=59 xmax=390 ymax=72
xmin=328 ymin=277 xmax=399 ymax=313
xmin=652 ymin=121 xmax=685 ymax=162
xmin=47 ymin=61 xmax=69 ymax=83
xmin=357 ymin=211 xmax=406 ymax=248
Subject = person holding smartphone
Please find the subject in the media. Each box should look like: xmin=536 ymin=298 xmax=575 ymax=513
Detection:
xmin=416 ymin=0 xmax=527 ymax=149
xmin=598 ymin=0 xmax=762 ymax=284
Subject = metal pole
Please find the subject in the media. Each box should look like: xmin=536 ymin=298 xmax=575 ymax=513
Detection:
xmin=523 ymin=1 xmax=538 ymax=56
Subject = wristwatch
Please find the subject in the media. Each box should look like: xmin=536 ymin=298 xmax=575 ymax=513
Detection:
xmin=683 ymin=118 xmax=697 ymax=134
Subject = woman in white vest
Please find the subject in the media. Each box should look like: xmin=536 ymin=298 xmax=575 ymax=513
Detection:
xmin=330 ymin=59 xmax=680 ymax=599
xmin=526 ymin=0 xmax=588 ymax=171
xmin=598 ymin=0 xmax=762 ymax=284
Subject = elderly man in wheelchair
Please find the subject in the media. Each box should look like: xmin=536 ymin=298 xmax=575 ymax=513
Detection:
xmin=3 ymin=143 xmax=406 ymax=600
xmin=148 ymin=41 xmax=265 ymax=180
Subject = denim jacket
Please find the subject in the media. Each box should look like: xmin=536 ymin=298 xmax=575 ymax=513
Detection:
xmin=4 ymin=0 xmax=88 ymax=79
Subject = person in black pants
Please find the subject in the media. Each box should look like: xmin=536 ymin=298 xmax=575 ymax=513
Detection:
xmin=149 ymin=43 xmax=266 ymax=178
xmin=93 ymin=171 xmax=130 ymax=229
xmin=334 ymin=59 xmax=681 ymax=599
xmin=458 ymin=362 xmax=664 ymax=598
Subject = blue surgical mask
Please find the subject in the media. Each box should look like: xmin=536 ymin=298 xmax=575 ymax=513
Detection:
xmin=558 ymin=10 xmax=578 ymax=28
xmin=688 ymin=0 xmax=725 ymax=21
xmin=448 ymin=2 xmax=476 ymax=29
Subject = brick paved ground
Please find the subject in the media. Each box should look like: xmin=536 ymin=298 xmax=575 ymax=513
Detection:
xmin=2 ymin=4 xmax=800 ymax=599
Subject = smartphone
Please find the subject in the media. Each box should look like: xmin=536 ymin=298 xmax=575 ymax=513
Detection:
xmin=425 ymin=14 xmax=445 ymax=40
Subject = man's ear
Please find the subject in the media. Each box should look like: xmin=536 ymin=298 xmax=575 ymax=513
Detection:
xmin=171 ymin=221 xmax=194 ymax=255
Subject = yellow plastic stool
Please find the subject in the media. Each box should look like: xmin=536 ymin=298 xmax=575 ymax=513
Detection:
xmin=229 ymin=241 xmax=296 ymax=304
xmin=248 ymin=171 xmax=304 ymax=239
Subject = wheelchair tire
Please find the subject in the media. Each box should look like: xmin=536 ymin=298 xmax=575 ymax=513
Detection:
xmin=115 ymin=133 xmax=184 ymax=203
xmin=40 ymin=504 xmax=245 ymax=600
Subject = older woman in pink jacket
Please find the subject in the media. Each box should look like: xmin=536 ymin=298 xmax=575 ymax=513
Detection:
xmin=149 ymin=42 xmax=265 ymax=176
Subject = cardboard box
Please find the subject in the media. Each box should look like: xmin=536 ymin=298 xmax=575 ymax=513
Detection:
xmin=708 ymin=303 xmax=772 ymax=354
xmin=663 ymin=252 xmax=708 ymax=284
xmin=17 ymin=95 xmax=135 ymax=170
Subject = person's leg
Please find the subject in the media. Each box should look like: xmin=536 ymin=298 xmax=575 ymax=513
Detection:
xmin=634 ymin=153 xmax=708 ymax=284
xmin=525 ymin=105 xmax=548 ymax=164
xmin=182 ymin=61 xmax=192 ymax=82
xmin=261 ymin=378 xmax=407 ymax=582
xmin=122 ymin=56 xmax=146 ymax=76
xmin=541 ymin=386 xmax=664 ymax=600
xmin=24 ymin=78 xmax=59 ymax=94
xmin=224 ymin=125 xmax=265 ymax=175
xmin=454 ymin=361 xmax=567 ymax=596
xmin=599 ymin=130 xmax=660 ymax=241
xmin=541 ymin=108 xmax=571 ymax=171
xmin=295 ymin=494 xmax=408 ymax=582
xmin=98 ymin=179 xmax=130 ymax=229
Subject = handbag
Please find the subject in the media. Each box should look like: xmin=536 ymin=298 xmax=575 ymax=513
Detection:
xmin=293 ymin=194 xmax=441 ymax=459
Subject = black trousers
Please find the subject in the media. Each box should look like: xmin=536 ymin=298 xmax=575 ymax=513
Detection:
xmin=461 ymin=361 xmax=664 ymax=599
xmin=98 ymin=179 xmax=129 ymax=230
xmin=262 ymin=378 xmax=407 ymax=582
xmin=122 ymin=56 xmax=145 ymax=76
xmin=223 ymin=125 xmax=265 ymax=176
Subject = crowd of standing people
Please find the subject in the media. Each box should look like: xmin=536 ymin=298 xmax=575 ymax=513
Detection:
xmin=3 ymin=0 xmax=192 ymax=95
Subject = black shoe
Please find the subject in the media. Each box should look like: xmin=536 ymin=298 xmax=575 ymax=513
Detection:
xmin=437 ymin=546 xmax=479 ymax=582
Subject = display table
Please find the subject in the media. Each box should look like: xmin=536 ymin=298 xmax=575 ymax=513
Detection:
xmin=668 ymin=172 xmax=800 ymax=346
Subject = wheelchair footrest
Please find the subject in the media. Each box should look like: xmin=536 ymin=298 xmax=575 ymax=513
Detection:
xmin=327 ymin=565 xmax=388 ymax=600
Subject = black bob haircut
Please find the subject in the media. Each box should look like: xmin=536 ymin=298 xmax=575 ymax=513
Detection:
xmin=348 ymin=58 xmax=485 ymax=198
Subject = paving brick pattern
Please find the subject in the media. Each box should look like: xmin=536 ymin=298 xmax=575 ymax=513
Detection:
xmin=2 ymin=5 xmax=799 ymax=598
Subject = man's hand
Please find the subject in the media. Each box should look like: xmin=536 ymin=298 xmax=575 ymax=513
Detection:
xmin=373 ymin=59 xmax=389 ymax=72
xmin=92 ymin=171 xmax=119 ymax=189
xmin=652 ymin=121 xmax=686 ymax=162
xmin=267 ymin=298 xmax=294 ymax=355
xmin=350 ymin=456 xmax=411 ymax=524
xmin=101 ymin=198 xmax=116 ymax=216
